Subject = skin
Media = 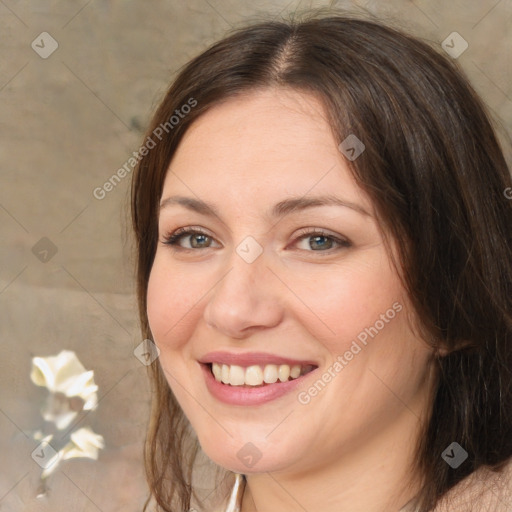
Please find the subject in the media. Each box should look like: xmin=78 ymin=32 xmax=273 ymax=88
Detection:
xmin=146 ymin=87 xmax=438 ymax=511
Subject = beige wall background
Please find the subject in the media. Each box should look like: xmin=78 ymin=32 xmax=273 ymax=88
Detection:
xmin=0 ymin=1 xmax=510 ymax=511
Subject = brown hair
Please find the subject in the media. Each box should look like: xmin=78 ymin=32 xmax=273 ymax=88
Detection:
xmin=131 ymin=11 xmax=512 ymax=512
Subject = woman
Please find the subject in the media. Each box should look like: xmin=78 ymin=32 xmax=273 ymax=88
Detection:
xmin=130 ymin=11 xmax=512 ymax=512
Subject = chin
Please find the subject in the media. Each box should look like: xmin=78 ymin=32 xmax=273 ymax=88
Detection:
xmin=199 ymin=436 xmax=299 ymax=474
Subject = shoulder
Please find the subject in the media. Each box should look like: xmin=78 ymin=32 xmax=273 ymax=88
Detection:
xmin=432 ymin=458 xmax=512 ymax=512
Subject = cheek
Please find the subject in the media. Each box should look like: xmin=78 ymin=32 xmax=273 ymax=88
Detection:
xmin=291 ymin=257 xmax=405 ymax=354
xmin=146 ymin=255 xmax=201 ymax=352
xmin=146 ymin=263 xmax=171 ymax=346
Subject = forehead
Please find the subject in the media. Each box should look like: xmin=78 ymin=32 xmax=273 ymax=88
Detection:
xmin=162 ymin=87 xmax=372 ymax=215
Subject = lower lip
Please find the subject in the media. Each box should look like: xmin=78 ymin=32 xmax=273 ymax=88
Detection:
xmin=200 ymin=363 xmax=316 ymax=406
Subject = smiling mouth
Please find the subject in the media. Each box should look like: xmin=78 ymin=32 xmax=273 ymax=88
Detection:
xmin=208 ymin=362 xmax=317 ymax=387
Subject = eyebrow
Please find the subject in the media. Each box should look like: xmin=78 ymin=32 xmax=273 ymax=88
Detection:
xmin=159 ymin=194 xmax=370 ymax=219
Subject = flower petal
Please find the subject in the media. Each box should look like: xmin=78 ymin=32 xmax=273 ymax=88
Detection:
xmin=30 ymin=357 xmax=56 ymax=390
xmin=52 ymin=350 xmax=88 ymax=383
xmin=60 ymin=370 xmax=97 ymax=398
xmin=60 ymin=427 xmax=105 ymax=461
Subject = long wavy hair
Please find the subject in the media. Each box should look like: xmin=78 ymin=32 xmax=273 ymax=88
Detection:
xmin=130 ymin=11 xmax=512 ymax=512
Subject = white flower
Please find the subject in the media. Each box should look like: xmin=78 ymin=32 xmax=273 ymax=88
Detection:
xmin=30 ymin=350 xmax=99 ymax=430
xmin=61 ymin=426 xmax=105 ymax=461
xmin=40 ymin=428 xmax=105 ymax=479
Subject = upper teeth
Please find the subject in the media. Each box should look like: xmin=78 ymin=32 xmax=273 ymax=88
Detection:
xmin=211 ymin=363 xmax=309 ymax=386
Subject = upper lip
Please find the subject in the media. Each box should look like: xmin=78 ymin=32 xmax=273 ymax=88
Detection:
xmin=198 ymin=351 xmax=319 ymax=367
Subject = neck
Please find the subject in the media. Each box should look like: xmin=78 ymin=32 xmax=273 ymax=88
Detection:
xmin=241 ymin=406 xmax=426 ymax=512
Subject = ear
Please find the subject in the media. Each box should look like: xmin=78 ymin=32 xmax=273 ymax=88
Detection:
xmin=435 ymin=340 xmax=476 ymax=357
xmin=436 ymin=346 xmax=450 ymax=357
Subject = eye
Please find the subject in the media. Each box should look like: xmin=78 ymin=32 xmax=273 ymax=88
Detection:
xmin=292 ymin=228 xmax=351 ymax=253
xmin=162 ymin=227 xmax=217 ymax=250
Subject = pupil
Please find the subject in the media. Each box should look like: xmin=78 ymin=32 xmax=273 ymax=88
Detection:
xmin=311 ymin=235 xmax=331 ymax=250
xmin=192 ymin=234 xmax=208 ymax=248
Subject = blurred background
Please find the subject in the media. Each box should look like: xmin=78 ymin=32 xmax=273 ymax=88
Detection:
xmin=0 ymin=1 xmax=511 ymax=510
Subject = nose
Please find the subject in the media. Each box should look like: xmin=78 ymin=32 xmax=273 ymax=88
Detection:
xmin=202 ymin=250 xmax=284 ymax=339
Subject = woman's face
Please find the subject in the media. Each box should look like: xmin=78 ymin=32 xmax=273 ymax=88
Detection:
xmin=147 ymin=88 xmax=435 ymax=475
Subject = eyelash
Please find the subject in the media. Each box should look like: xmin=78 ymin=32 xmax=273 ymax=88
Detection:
xmin=161 ymin=226 xmax=352 ymax=254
